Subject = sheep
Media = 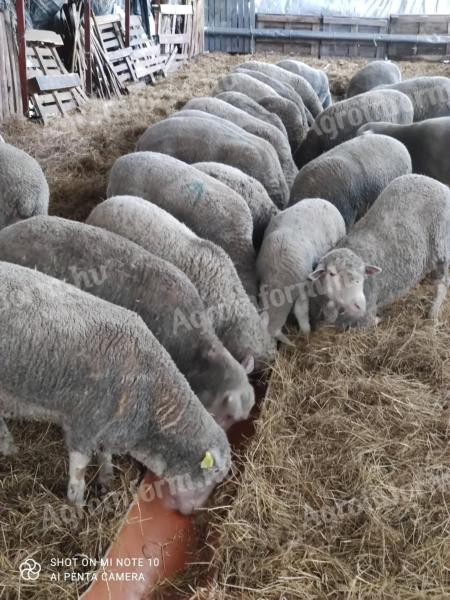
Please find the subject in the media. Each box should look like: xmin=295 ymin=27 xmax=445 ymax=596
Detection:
xmin=257 ymin=198 xmax=346 ymax=341
xmin=358 ymin=117 xmax=450 ymax=186
xmin=0 ymin=142 xmax=49 ymax=230
xmin=87 ymin=196 xmax=277 ymax=370
xmin=0 ymin=261 xmax=231 ymax=514
xmin=135 ymin=116 xmax=289 ymax=209
xmin=107 ymin=151 xmax=258 ymax=297
xmin=293 ymin=89 xmax=414 ymax=169
xmin=178 ymin=98 xmax=297 ymax=188
xmin=234 ymin=67 xmax=312 ymax=124
xmin=375 ymin=76 xmax=450 ymax=121
xmin=290 ymin=134 xmax=412 ymax=228
xmin=310 ymin=175 xmax=450 ymax=327
xmin=194 ymin=161 xmax=279 ymax=248
xmin=213 ymin=71 xmax=282 ymax=104
xmin=236 ymin=61 xmax=323 ymax=118
xmin=277 ymin=59 xmax=332 ymax=108
xmin=347 ymin=61 xmax=401 ymax=98
xmin=258 ymin=95 xmax=308 ymax=153
xmin=0 ymin=215 xmax=255 ymax=430
xmin=215 ymin=91 xmax=288 ymax=136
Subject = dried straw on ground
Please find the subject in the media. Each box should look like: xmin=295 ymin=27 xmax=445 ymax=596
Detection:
xmin=173 ymin=284 xmax=450 ymax=599
xmin=1 ymin=53 xmax=450 ymax=600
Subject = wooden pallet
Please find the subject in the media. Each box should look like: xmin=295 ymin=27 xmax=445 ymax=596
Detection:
xmin=389 ymin=13 xmax=450 ymax=59
xmin=95 ymin=14 xmax=138 ymax=87
xmin=26 ymin=29 xmax=87 ymax=124
xmin=0 ymin=9 xmax=22 ymax=121
xmin=157 ymin=3 xmax=193 ymax=70
xmin=321 ymin=16 xmax=388 ymax=58
xmin=255 ymin=14 xmax=320 ymax=56
xmin=128 ymin=15 xmax=165 ymax=82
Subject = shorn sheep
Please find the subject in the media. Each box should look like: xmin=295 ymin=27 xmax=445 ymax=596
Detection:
xmin=310 ymin=175 xmax=450 ymax=327
xmin=347 ymin=61 xmax=401 ymax=98
xmin=0 ymin=216 xmax=255 ymax=430
xmin=257 ymin=198 xmax=346 ymax=340
xmin=0 ymin=262 xmax=231 ymax=514
xmin=0 ymin=142 xmax=49 ymax=230
xmin=87 ymin=196 xmax=277 ymax=370
xmin=290 ymin=134 xmax=412 ymax=227
xmin=293 ymin=89 xmax=414 ymax=169
xmin=107 ymin=151 xmax=259 ymax=298
xmin=357 ymin=117 xmax=450 ymax=186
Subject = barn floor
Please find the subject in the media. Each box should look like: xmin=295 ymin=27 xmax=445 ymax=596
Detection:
xmin=1 ymin=52 xmax=450 ymax=600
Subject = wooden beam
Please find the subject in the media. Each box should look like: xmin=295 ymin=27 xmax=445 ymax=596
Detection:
xmin=25 ymin=30 xmax=64 ymax=46
xmin=84 ymin=0 xmax=92 ymax=96
xmin=28 ymin=74 xmax=82 ymax=94
xmin=124 ymin=0 xmax=131 ymax=47
xmin=16 ymin=0 xmax=28 ymax=115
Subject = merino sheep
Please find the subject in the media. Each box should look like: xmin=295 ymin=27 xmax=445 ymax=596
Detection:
xmin=178 ymin=99 xmax=297 ymax=187
xmin=0 ymin=142 xmax=49 ymax=230
xmin=213 ymin=72 xmax=282 ymax=104
xmin=347 ymin=61 xmax=401 ymax=98
xmin=310 ymin=175 xmax=450 ymax=327
xmin=257 ymin=198 xmax=346 ymax=340
xmin=293 ymin=89 xmax=414 ymax=169
xmin=277 ymin=59 xmax=332 ymax=108
xmin=258 ymin=95 xmax=308 ymax=152
xmin=107 ymin=151 xmax=258 ymax=297
xmin=375 ymin=76 xmax=450 ymax=121
xmin=0 ymin=216 xmax=255 ymax=430
xmin=136 ymin=117 xmax=289 ymax=209
xmin=215 ymin=91 xmax=288 ymax=136
xmin=234 ymin=67 xmax=312 ymax=124
xmin=87 ymin=196 xmax=277 ymax=370
xmin=0 ymin=261 xmax=231 ymax=514
xmin=290 ymin=134 xmax=412 ymax=228
xmin=236 ymin=61 xmax=323 ymax=118
xmin=357 ymin=117 xmax=450 ymax=186
xmin=194 ymin=161 xmax=279 ymax=248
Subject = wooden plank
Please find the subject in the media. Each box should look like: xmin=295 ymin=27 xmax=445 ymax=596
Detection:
xmin=25 ymin=29 xmax=63 ymax=46
xmin=108 ymin=47 xmax=133 ymax=61
xmin=28 ymin=73 xmax=82 ymax=93
xmin=158 ymin=33 xmax=190 ymax=45
xmin=159 ymin=4 xmax=193 ymax=15
xmin=95 ymin=14 xmax=122 ymax=26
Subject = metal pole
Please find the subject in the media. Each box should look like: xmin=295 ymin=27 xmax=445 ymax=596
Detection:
xmin=204 ymin=26 xmax=450 ymax=45
xmin=84 ymin=0 xmax=92 ymax=96
xmin=15 ymin=0 xmax=28 ymax=115
xmin=125 ymin=0 xmax=131 ymax=46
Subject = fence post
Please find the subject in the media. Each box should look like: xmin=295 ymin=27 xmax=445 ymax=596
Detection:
xmin=16 ymin=0 xmax=28 ymax=114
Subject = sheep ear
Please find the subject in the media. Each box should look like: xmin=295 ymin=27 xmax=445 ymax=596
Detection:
xmin=308 ymin=267 xmax=325 ymax=281
xmin=241 ymin=354 xmax=255 ymax=375
xmin=260 ymin=311 xmax=269 ymax=328
xmin=365 ymin=265 xmax=382 ymax=276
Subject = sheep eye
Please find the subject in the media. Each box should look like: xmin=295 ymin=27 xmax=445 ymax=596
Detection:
xmin=329 ymin=272 xmax=336 ymax=277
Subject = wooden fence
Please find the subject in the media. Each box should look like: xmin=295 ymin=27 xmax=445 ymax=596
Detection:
xmin=205 ymin=0 xmax=255 ymax=53
xmin=229 ymin=12 xmax=450 ymax=58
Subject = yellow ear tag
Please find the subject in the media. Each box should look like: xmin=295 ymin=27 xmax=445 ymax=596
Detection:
xmin=201 ymin=451 xmax=215 ymax=470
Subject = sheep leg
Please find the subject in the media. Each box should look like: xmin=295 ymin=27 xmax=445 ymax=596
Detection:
xmin=97 ymin=451 xmax=114 ymax=486
xmin=429 ymin=261 xmax=449 ymax=320
xmin=67 ymin=450 xmax=91 ymax=506
xmin=293 ymin=296 xmax=311 ymax=335
xmin=0 ymin=417 xmax=16 ymax=456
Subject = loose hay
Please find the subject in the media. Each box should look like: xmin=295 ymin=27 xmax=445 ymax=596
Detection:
xmin=0 ymin=52 xmax=450 ymax=600
xmin=178 ymin=285 xmax=450 ymax=599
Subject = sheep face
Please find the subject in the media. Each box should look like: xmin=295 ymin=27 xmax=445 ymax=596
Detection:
xmin=309 ymin=248 xmax=381 ymax=319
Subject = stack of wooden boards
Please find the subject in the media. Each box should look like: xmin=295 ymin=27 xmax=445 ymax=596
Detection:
xmin=26 ymin=29 xmax=87 ymax=124
xmin=0 ymin=6 xmax=21 ymax=121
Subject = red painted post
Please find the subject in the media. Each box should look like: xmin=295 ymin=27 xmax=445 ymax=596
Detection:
xmin=84 ymin=0 xmax=92 ymax=96
xmin=15 ymin=0 xmax=28 ymax=115
xmin=124 ymin=0 xmax=131 ymax=47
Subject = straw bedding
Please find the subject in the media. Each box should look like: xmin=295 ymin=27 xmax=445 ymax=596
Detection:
xmin=0 ymin=53 xmax=450 ymax=599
